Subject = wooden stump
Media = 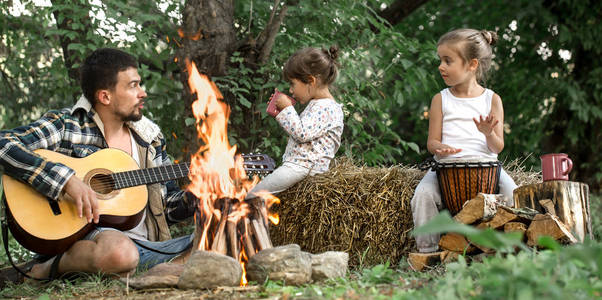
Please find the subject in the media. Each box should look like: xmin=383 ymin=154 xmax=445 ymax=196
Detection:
xmin=513 ymin=181 xmax=592 ymax=242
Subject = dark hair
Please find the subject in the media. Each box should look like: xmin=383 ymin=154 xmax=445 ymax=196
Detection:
xmin=80 ymin=48 xmax=138 ymax=105
xmin=282 ymin=46 xmax=339 ymax=86
xmin=438 ymin=29 xmax=498 ymax=83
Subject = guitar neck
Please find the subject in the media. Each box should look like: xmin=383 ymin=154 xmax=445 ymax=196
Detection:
xmin=112 ymin=162 xmax=191 ymax=189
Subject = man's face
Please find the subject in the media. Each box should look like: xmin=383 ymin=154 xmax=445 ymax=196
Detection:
xmin=109 ymin=67 xmax=147 ymax=122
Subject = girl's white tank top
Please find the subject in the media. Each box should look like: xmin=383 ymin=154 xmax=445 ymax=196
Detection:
xmin=439 ymin=88 xmax=498 ymax=160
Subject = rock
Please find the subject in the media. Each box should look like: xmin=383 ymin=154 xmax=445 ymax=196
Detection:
xmin=120 ymin=262 xmax=184 ymax=289
xmin=123 ymin=275 xmax=180 ymax=289
xmin=246 ymin=244 xmax=312 ymax=285
xmin=310 ymin=251 xmax=349 ymax=281
xmin=144 ymin=262 xmax=185 ymax=277
xmin=177 ymin=250 xmax=242 ymax=289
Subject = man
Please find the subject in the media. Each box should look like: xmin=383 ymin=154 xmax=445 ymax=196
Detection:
xmin=0 ymin=48 xmax=196 ymax=281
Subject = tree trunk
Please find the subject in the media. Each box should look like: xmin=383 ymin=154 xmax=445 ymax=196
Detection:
xmin=513 ymin=181 xmax=592 ymax=242
xmin=176 ymin=0 xmax=236 ymax=159
xmin=176 ymin=0 xmax=290 ymax=159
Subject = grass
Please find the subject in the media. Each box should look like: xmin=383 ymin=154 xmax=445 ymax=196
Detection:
xmin=1 ymin=194 xmax=600 ymax=299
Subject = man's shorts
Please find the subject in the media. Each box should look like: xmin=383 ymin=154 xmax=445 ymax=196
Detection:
xmin=84 ymin=228 xmax=192 ymax=270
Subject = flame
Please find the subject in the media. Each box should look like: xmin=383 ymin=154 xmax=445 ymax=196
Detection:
xmin=178 ymin=28 xmax=202 ymax=40
xmin=185 ymin=60 xmax=273 ymax=286
xmin=240 ymin=261 xmax=248 ymax=286
xmin=268 ymin=214 xmax=279 ymax=225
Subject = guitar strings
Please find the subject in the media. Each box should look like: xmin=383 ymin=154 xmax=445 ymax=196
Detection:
xmin=86 ymin=168 xmax=271 ymax=191
xmin=84 ymin=155 xmax=272 ymax=192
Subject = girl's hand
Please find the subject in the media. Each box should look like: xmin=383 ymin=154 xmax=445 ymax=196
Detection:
xmin=473 ymin=114 xmax=499 ymax=137
xmin=434 ymin=144 xmax=462 ymax=157
xmin=275 ymin=93 xmax=292 ymax=110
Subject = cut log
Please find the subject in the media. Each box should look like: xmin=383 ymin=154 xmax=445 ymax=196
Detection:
xmin=476 ymin=206 xmax=519 ymax=230
xmin=193 ymin=197 xmax=274 ymax=261
xmin=251 ymin=219 xmax=269 ymax=251
xmin=453 ymin=193 xmax=505 ymax=225
xmin=526 ymin=214 xmax=578 ymax=246
xmin=504 ymin=207 xmax=539 ymax=222
xmin=438 ymin=233 xmax=478 ymax=254
xmin=504 ymin=222 xmax=527 ymax=235
xmin=408 ymin=252 xmax=442 ymax=271
xmin=227 ymin=219 xmax=240 ymax=260
xmin=453 ymin=194 xmax=485 ymax=224
xmin=241 ymin=217 xmax=256 ymax=258
xmin=439 ymin=251 xmax=461 ymax=264
xmin=210 ymin=199 xmax=230 ymax=255
xmin=472 ymin=243 xmax=495 ymax=254
xmin=538 ymin=199 xmax=556 ymax=215
xmin=514 ymin=181 xmax=591 ymax=242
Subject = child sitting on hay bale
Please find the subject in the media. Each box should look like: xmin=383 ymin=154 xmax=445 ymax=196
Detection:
xmin=411 ymin=28 xmax=518 ymax=253
xmin=246 ymin=46 xmax=344 ymax=198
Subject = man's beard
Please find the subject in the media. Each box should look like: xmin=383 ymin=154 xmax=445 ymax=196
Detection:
xmin=119 ymin=110 xmax=143 ymax=122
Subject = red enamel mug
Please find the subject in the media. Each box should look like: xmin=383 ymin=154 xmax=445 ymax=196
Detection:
xmin=266 ymin=88 xmax=296 ymax=117
xmin=540 ymin=153 xmax=573 ymax=181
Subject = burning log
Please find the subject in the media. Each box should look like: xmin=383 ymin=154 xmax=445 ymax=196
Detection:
xmin=241 ymin=217 xmax=256 ymax=258
xmin=193 ymin=197 xmax=274 ymax=262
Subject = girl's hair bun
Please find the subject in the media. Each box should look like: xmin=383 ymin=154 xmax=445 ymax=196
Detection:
xmin=480 ymin=30 xmax=498 ymax=46
xmin=325 ymin=45 xmax=339 ymax=61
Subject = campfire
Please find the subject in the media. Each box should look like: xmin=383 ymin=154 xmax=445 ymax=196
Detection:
xmin=184 ymin=61 xmax=278 ymax=285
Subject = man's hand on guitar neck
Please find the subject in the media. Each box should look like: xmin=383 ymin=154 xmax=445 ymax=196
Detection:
xmin=62 ymin=177 xmax=100 ymax=224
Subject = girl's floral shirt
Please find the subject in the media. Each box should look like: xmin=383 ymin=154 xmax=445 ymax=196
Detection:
xmin=275 ymin=98 xmax=344 ymax=173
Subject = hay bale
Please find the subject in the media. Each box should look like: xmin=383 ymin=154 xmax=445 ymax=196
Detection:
xmin=270 ymin=157 xmax=422 ymax=267
xmin=269 ymin=156 xmax=540 ymax=267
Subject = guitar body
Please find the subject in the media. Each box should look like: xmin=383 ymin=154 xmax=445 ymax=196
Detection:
xmin=3 ymin=149 xmax=147 ymax=255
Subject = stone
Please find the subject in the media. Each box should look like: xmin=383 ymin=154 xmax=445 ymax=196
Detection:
xmin=120 ymin=262 xmax=185 ymax=289
xmin=177 ymin=250 xmax=242 ymax=289
xmin=310 ymin=251 xmax=349 ymax=282
xmin=246 ymin=244 xmax=312 ymax=285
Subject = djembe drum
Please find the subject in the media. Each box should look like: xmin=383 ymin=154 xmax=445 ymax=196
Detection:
xmin=433 ymin=159 xmax=502 ymax=215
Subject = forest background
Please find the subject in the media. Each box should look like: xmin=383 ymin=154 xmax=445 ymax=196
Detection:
xmin=1 ymin=0 xmax=601 ymax=191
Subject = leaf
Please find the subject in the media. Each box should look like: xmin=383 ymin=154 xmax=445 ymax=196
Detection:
xmin=184 ymin=117 xmax=196 ymax=126
xmin=537 ymin=236 xmax=561 ymax=251
xmin=238 ymin=97 xmax=252 ymax=108
xmin=407 ymin=142 xmax=420 ymax=153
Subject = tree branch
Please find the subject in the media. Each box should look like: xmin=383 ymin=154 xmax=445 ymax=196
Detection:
xmin=256 ymin=0 xmax=281 ymax=46
xmin=257 ymin=4 xmax=288 ymax=64
xmin=375 ymin=0 xmax=429 ymax=29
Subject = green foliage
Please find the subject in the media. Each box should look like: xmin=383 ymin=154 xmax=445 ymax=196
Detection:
xmin=223 ymin=0 xmax=429 ymax=164
xmin=398 ymin=0 xmax=602 ymax=188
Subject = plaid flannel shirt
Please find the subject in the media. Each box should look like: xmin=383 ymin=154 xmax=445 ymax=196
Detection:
xmin=0 ymin=97 xmax=194 ymax=225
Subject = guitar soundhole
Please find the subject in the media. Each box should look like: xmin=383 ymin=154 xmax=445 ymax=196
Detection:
xmin=89 ymin=174 xmax=115 ymax=195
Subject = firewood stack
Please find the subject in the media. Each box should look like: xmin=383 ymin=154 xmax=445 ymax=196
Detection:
xmin=192 ymin=197 xmax=273 ymax=260
xmin=408 ymin=188 xmax=591 ymax=271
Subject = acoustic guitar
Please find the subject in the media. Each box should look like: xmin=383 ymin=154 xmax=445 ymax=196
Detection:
xmin=1 ymin=148 xmax=275 ymax=255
